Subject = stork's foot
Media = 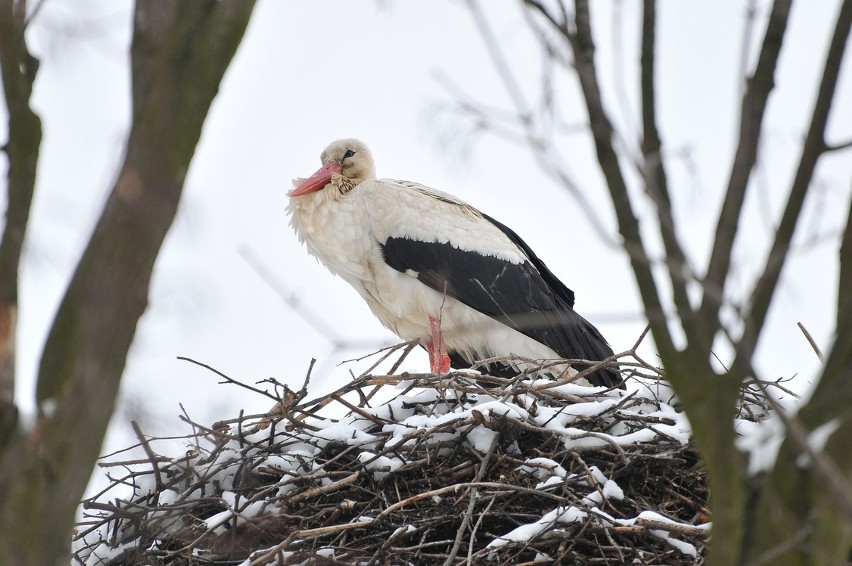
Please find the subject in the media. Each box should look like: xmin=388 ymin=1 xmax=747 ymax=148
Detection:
xmin=427 ymin=346 xmax=451 ymax=374
xmin=428 ymin=315 xmax=452 ymax=373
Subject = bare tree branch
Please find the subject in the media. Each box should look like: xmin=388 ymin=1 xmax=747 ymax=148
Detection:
xmin=532 ymin=0 xmax=675 ymax=361
xmin=797 ymin=322 xmax=823 ymax=359
xmin=466 ymin=0 xmax=621 ymax=246
xmin=824 ymin=138 xmax=852 ymax=152
xmin=735 ymin=0 xmax=851 ymax=370
xmin=756 ymin=381 xmax=852 ymax=520
xmin=468 ymin=1 xmax=851 ymax=563
xmin=698 ymin=0 xmax=792 ymax=340
xmin=794 ymin=195 xmax=852 ymax=424
xmin=640 ymin=0 xmax=694 ymax=334
xmin=0 ymin=0 xmax=42 ymax=425
xmin=748 ymin=304 xmax=852 ymax=563
xmin=839 ymin=186 xmax=852 ymax=327
xmin=0 ymin=2 xmax=256 ymax=562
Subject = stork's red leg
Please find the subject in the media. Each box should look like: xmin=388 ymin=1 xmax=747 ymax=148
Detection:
xmin=428 ymin=315 xmax=451 ymax=373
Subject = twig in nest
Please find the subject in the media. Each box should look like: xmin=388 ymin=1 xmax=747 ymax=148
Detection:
xmin=444 ymin=435 xmax=499 ymax=565
xmin=131 ymin=421 xmax=163 ymax=492
xmin=177 ymin=356 xmax=280 ymax=402
xmin=796 ymin=321 xmax=822 ymax=359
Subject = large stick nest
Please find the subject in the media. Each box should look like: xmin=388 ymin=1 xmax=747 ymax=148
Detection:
xmin=73 ymin=345 xmax=770 ymax=565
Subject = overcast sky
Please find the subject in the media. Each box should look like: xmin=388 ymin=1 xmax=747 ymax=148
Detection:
xmin=3 ymin=1 xmax=850 ymax=486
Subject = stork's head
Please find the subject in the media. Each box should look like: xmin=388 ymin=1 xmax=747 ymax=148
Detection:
xmin=289 ymin=139 xmax=376 ymax=198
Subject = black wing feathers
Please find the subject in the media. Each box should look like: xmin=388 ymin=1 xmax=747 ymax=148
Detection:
xmin=482 ymin=213 xmax=576 ymax=308
xmin=380 ymin=220 xmax=622 ymax=388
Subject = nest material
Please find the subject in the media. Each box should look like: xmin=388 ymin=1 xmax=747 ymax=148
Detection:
xmin=74 ymin=350 xmax=767 ymax=566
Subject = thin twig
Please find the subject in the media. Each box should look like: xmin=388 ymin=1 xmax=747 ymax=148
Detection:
xmin=177 ymin=356 xmax=279 ymax=402
xmin=796 ymin=322 xmax=823 ymax=359
xmin=735 ymin=0 xmax=852 ymax=371
xmin=699 ymin=0 xmax=792 ymax=336
xmin=130 ymin=421 xmax=163 ymax=492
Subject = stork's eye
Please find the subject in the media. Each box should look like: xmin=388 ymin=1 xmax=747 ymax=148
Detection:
xmin=343 ymin=149 xmax=356 ymax=159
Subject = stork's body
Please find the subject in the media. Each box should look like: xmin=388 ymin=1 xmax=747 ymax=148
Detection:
xmin=288 ymin=139 xmax=622 ymax=388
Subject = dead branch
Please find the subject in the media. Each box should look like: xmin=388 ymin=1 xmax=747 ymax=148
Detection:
xmin=698 ymin=0 xmax=792 ymax=336
xmin=735 ymin=0 xmax=852 ymax=372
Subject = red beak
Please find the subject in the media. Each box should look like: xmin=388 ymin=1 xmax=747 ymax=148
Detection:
xmin=288 ymin=162 xmax=343 ymax=197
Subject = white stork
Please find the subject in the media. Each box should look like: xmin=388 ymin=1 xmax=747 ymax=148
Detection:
xmin=287 ymin=139 xmax=622 ymax=388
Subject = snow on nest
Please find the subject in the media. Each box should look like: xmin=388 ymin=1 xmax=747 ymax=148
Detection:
xmin=73 ymin=367 xmax=725 ymax=565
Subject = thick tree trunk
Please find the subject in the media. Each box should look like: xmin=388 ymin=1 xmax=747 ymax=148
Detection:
xmin=0 ymin=2 xmax=255 ymax=563
xmin=0 ymin=0 xmax=42 ymax=447
xmin=511 ymin=0 xmax=851 ymax=562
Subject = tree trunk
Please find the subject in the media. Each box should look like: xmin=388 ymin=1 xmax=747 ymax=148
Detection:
xmin=0 ymin=0 xmax=42 ymax=447
xmin=0 ymin=2 xmax=255 ymax=563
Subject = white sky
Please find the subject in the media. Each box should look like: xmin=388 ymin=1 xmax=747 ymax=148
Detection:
xmin=2 ymin=0 xmax=850 ymax=490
